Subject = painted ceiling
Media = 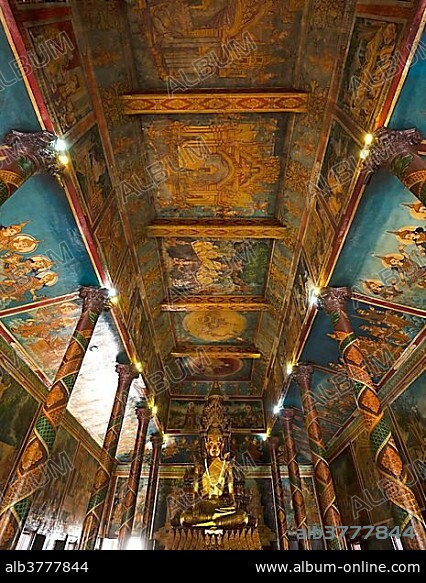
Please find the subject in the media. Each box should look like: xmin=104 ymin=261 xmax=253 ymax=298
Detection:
xmin=0 ymin=1 xmax=424 ymax=463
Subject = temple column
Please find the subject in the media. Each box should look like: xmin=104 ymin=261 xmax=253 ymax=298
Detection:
xmin=79 ymin=364 xmax=139 ymax=550
xmin=293 ymin=364 xmax=346 ymax=551
xmin=319 ymin=287 xmax=426 ymax=549
xmin=280 ymin=410 xmax=311 ymax=551
xmin=367 ymin=127 xmax=426 ymax=204
xmin=0 ymin=130 xmax=63 ymax=206
xmin=118 ymin=406 xmax=151 ymax=550
xmin=0 ymin=287 xmax=109 ymax=550
xmin=141 ymin=434 xmax=163 ymax=549
xmin=267 ymin=437 xmax=289 ymax=550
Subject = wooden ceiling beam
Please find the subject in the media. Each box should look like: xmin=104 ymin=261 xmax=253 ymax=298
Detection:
xmin=171 ymin=345 xmax=261 ymax=359
xmin=162 ymin=296 xmax=270 ymax=312
xmin=146 ymin=219 xmax=287 ymax=239
xmin=121 ymin=90 xmax=308 ymax=115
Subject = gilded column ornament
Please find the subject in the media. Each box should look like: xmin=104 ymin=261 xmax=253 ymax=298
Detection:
xmin=267 ymin=437 xmax=289 ymax=551
xmin=79 ymin=364 xmax=140 ymax=550
xmin=366 ymin=127 xmax=425 ymax=205
xmin=280 ymin=409 xmax=311 ymax=551
xmin=293 ymin=364 xmax=345 ymax=551
xmin=0 ymin=287 xmax=109 ymax=549
xmin=319 ymin=287 xmax=426 ymax=549
xmin=0 ymin=130 xmax=64 ymax=206
xmin=118 ymin=407 xmax=151 ymax=550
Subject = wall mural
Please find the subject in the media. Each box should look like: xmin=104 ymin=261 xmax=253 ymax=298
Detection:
xmin=1 ymin=300 xmax=81 ymax=382
xmin=161 ymin=238 xmax=271 ymax=296
xmin=173 ymin=310 xmax=258 ymax=344
xmin=171 ymin=380 xmax=256 ymax=396
xmin=70 ymin=125 xmax=113 ymax=224
xmin=129 ymin=1 xmax=303 ymax=89
xmin=0 ymin=366 xmax=38 ymax=491
xmin=24 ymin=19 xmax=92 ymax=133
xmin=94 ymin=196 xmax=127 ymax=282
xmin=318 ymin=119 xmax=361 ymax=225
xmin=26 ymin=426 xmax=78 ymax=537
xmin=0 ymin=175 xmax=98 ymax=310
xmin=167 ymin=398 xmax=265 ymax=432
xmin=107 ymin=476 xmax=148 ymax=539
xmin=144 ymin=115 xmax=284 ymax=218
xmin=282 ymin=476 xmax=323 ymax=545
xmin=390 ymin=374 xmax=426 ymax=499
xmin=303 ymin=197 xmax=334 ymax=282
xmin=338 ymin=17 xmax=403 ymax=128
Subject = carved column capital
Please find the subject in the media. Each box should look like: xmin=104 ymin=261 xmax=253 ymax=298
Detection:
xmin=366 ymin=127 xmax=423 ymax=172
xmin=150 ymin=434 xmax=164 ymax=448
xmin=4 ymin=130 xmax=65 ymax=176
xmin=136 ymin=407 xmax=152 ymax=424
xmin=318 ymin=286 xmax=351 ymax=314
xmin=79 ymin=286 xmax=110 ymax=314
xmin=115 ymin=364 xmax=139 ymax=388
xmin=293 ymin=363 xmax=314 ymax=388
xmin=280 ymin=408 xmax=295 ymax=427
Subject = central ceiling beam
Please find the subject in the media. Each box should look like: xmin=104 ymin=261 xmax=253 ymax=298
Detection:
xmin=162 ymin=296 xmax=270 ymax=312
xmin=146 ymin=219 xmax=287 ymax=239
xmin=171 ymin=345 xmax=261 ymax=359
xmin=121 ymin=90 xmax=308 ymax=115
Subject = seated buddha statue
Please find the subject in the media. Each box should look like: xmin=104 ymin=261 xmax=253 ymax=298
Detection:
xmin=180 ymin=429 xmax=248 ymax=528
xmin=177 ymin=382 xmax=250 ymax=529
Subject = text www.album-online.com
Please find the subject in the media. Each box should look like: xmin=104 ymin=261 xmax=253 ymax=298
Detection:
xmin=254 ymin=562 xmax=420 ymax=573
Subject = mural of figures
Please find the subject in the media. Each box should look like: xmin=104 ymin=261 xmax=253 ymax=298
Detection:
xmin=229 ymin=434 xmax=270 ymax=465
xmin=129 ymin=1 xmax=303 ymax=89
xmin=168 ymin=399 xmax=265 ymax=431
xmin=107 ymin=477 xmax=148 ymax=538
xmin=162 ymin=238 xmax=271 ymax=296
xmin=174 ymin=309 xmax=256 ymax=344
xmin=71 ymin=126 xmax=112 ymax=223
xmin=144 ymin=116 xmax=284 ymax=218
xmin=318 ymin=120 xmax=360 ymax=223
xmin=171 ymin=380 xmax=256 ymax=396
xmin=390 ymin=374 xmax=426 ymax=498
xmin=303 ymin=198 xmax=334 ymax=281
xmin=161 ymin=435 xmax=203 ymax=464
xmin=1 ymin=301 xmax=81 ymax=381
xmin=292 ymin=252 xmax=314 ymax=324
xmin=338 ymin=17 xmax=402 ymax=127
xmin=0 ymin=367 xmax=38 ymax=491
xmin=282 ymin=476 xmax=323 ymax=543
xmin=26 ymin=427 xmax=77 ymax=537
xmin=330 ymin=446 xmax=370 ymax=527
xmin=95 ymin=197 xmax=127 ymax=281
xmin=26 ymin=20 xmax=91 ymax=133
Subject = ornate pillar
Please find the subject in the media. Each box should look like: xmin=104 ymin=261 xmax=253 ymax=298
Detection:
xmin=140 ymin=434 xmax=163 ymax=549
xmin=319 ymin=287 xmax=426 ymax=550
xmin=0 ymin=130 xmax=63 ymax=206
xmin=267 ymin=437 xmax=289 ymax=550
xmin=0 ymin=287 xmax=109 ymax=550
xmin=293 ymin=364 xmax=345 ymax=551
xmin=280 ymin=409 xmax=311 ymax=551
xmin=118 ymin=406 xmax=151 ymax=550
xmin=367 ymin=127 xmax=425 ymax=204
xmin=79 ymin=364 xmax=139 ymax=550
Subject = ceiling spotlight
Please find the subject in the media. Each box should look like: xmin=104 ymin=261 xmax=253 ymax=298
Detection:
xmin=58 ymin=153 xmax=70 ymax=166
xmin=308 ymin=286 xmax=320 ymax=307
xmin=360 ymin=148 xmax=370 ymax=160
xmin=273 ymin=405 xmax=281 ymax=415
xmin=54 ymin=138 xmax=67 ymax=152
xmin=286 ymin=363 xmax=294 ymax=375
xmin=134 ymin=361 xmax=143 ymax=372
xmin=152 ymin=405 xmax=158 ymax=416
xmin=261 ymin=433 xmax=268 ymax=442
xmin=364 ymin=133 xmax=374 ymax=146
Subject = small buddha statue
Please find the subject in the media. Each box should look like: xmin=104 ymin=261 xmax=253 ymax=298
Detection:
xmin=180 ymin=429 xmax=248 ymax=528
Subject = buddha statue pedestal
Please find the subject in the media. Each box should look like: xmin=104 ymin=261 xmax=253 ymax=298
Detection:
xmin=164 ymin=527 xmax=262 ymax=550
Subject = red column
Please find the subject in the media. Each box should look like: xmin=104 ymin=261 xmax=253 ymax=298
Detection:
xmin=268 ymin=437 xmax=289 ymax=550
xmin=320 ymin=287 xmax=426 ymax=550
xmin=140 ymin=434 xmax=163 ymax=549
xmin=280 ymin=409 xmax=311 ymax=550
xmin=0 ymin=287 xmax=109 ymax=550
xmin=79 ymin=364 xmax=139 ymax=550
xmin=0 ymin=130 xmax=63 ymax=206
xmin=367 ymin=127 xmax=425 ymax=205
xmin=118 ymin=407 xmax=151 ymax=550
xmin=293 ymin=364 xmax=346 ymax=550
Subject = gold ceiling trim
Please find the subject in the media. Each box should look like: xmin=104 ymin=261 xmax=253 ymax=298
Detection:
xmin=161 ymin=296 xmax=270 ymax=312
xmin=171 ymin=344 xmax=261 ymax=359
xmin=146 ymin=219 xmax=288 ymax=239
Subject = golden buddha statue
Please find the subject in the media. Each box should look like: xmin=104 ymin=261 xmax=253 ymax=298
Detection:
xmin=175 ymin=383 xmax=251 ymax=529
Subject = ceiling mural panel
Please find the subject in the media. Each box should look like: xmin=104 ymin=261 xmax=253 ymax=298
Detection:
xmin=128 ymin=0 xmax=304 ymax=90
xmin=172 ymin=309 xmax=259 ymax=344
xmin=170 ymin=355 xmax=253 ymax=382
xmin=143 ymin=115 xmax=286 ymax=218
xmin=1 ymin=298 xmax=81 ymax=383
xmin=160 ymin=238 xmax=271 ymax=296
xmin=0 ymin=176 xmax=98 ymax=311
xmin=337 ymin=16 xmax=405 ymax=129
xmin=171 ymin=380 xmax=257 ymax=396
